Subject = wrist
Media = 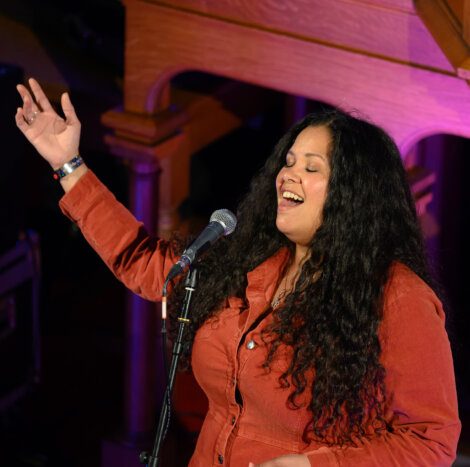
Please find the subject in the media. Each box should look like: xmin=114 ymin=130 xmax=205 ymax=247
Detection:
xmin=59 ymin=163 xmax=88 ymax=193
xmin=52 ymin=155 xmax=84 ymax=180
xmin=51 ymin=152 xmax=81 ymax=171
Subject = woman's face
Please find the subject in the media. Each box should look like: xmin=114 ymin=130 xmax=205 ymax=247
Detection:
xmin=275 ymin=125 xmax=332 ymax=247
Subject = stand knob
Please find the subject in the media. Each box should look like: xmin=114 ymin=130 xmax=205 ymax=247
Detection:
xmin=139 ymin=451 xmax=149 ymax=464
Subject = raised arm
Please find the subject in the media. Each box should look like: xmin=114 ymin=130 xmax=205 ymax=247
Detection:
xmin=58 ymin=169 xmax=176 ymax=301
xmin=15 ymin=78 xmax=176 ymax=301
xmin=15 ymin=78 xmax=87 ymax=192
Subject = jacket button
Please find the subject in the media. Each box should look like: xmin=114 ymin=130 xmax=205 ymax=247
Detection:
xmin=218 ymin=453 xmax=224 ymax=464
xmin=231 ymin=416 xmax=236 ymax=425
xmin=246 ymin=339 xmax=256 ymax=350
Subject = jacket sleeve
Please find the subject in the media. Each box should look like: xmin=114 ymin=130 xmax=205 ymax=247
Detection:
xmin=59 ymin=169 xmax=177 ymax=302
xmin=303 ymin=280 xmax=461 ymax=466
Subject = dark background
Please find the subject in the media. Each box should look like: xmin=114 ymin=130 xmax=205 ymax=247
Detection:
xmin=0 ymin=1 xmax=469 ymax=465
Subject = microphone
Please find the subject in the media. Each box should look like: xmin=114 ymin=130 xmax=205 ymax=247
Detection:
xmin=165 ymin=209 xmax=237 ymax=283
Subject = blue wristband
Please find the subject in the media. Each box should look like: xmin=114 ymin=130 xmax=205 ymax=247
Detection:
xmin=53 ymin=155 xmax=84 ymax=180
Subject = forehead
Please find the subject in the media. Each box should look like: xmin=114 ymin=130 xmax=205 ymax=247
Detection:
xmin=289 ymin=125 xmax=332 ymax=159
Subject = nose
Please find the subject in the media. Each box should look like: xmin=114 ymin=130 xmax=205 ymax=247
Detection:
xmin=281 ymin=166 xmax=301 ymax=183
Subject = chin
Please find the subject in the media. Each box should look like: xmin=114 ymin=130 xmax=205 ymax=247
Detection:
xmin=275 ymin=218 xmax=288 ymax=235
xmin=276 ymin=221 xmax=315 ymax=247
xmin=276 ymin=226 xmax=299 ymax=245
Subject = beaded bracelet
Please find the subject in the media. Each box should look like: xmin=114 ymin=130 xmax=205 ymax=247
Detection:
xmin=53 ymin=155 xmax=84 ymax=180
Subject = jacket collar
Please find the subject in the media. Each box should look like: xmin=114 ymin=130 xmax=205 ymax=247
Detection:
xmin=245 ymin=247 xmax=291 ymax=309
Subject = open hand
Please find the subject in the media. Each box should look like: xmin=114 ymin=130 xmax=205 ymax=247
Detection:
xmin=15 ymin=78 xmax=81 ymax=170
xmin=248 ymin=454 xmax=310 ymax=466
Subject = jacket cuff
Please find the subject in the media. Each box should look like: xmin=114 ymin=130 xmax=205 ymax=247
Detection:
xmin=58 ymin=169 xmax=110 ymax=222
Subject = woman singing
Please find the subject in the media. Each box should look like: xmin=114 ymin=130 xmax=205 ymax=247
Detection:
xmin=16 ymin=78 xmax=460 ymax=466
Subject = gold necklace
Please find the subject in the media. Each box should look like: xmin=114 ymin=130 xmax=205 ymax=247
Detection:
xmin=271 ymin=293 xmax=284 ymax=309
xmin=271 ymin=274 xmax=289 ymax=309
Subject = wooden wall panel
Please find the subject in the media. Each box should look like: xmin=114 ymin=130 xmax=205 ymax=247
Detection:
xmin=149 ymin=0 xmax=452 ymax=72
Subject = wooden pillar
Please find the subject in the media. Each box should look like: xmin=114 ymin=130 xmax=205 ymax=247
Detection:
xmin=102 ymin=160 xmax=163 ymax=467
xmin=124 ymin=161 xmax=164 ymax=439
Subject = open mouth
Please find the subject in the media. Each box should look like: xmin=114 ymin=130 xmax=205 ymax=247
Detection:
xmin=280 ymin=190 xmax=304 ymax=207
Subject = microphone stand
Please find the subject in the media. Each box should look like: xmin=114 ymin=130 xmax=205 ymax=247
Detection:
xmin=140 ymin=266 xmax=198 ymax=467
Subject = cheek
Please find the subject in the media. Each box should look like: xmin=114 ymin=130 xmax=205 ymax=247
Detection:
xmin=303 ymin=184 xmax=328 ymax=228
xmin=306 ymin=180 xmax=328 ymax=202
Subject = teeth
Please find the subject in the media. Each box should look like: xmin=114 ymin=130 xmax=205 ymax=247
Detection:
xmin=282 ymin=191 xmax=304 ymax=202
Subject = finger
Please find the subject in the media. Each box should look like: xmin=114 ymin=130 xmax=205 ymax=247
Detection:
xmin=17 ymin=84 xmax=39 ymax=116
xmin=15 ymin=107 xmax=28 ymax=132
xmin=61 ymin=92 xmax=79 ymax=125
xmin=15 ymin=107 xmax=34 ymax=135
xmin=16 ymin=84 xmax=33 ymax=102
xmin=28 ymin=77 xmax=54 ymax=112
xmin=17 ymin=84 xmax=39 ymax=112
xmin=22 ymin=95 xmax=37 ymax=118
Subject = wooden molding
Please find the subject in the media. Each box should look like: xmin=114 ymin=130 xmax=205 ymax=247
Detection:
xmin=102 ymin=80 xmax=281 ymax=145
xmin=101 ymin=107 xmax=186 ymax=145
xmin=415 ymin=0 xmax=470 ymax=79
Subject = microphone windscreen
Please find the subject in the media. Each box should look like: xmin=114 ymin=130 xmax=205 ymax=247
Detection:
xmin=210 ymin=209 xmax=237 ymax=236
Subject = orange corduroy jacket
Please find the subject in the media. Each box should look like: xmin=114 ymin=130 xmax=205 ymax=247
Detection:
xmin=59 ymin=170 xmax=460 ymax=466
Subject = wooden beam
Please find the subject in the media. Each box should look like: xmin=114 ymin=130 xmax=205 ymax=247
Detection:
xmin=146 ymin=0 xmax=450 ymax=72
xmin=464 ymin=0 xmax=470 ymax=45
xmin=447 ymin=0 xmax=465 ymax=19
xmin=123 ymin=1 xmax=470 ymax=151
xmin=415 ymin=0 xmax=470 ymax=79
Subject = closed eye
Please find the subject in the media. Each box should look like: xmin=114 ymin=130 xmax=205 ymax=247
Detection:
xmin=285 ymin=154 xmax=295 ymax=167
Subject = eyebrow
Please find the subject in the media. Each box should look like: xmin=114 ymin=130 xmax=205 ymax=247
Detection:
xmin=288 ymin=150 xmax=327 ymax=161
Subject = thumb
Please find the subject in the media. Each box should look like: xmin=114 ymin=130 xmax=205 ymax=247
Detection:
xmin=61 ymin=92 xmax=80 ymax=125
xmin=248 ymin=463 xmax=256 ymax=467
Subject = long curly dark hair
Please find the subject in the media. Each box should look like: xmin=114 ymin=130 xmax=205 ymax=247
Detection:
xmin=168 ymin=108 xmax=434 ymax=445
